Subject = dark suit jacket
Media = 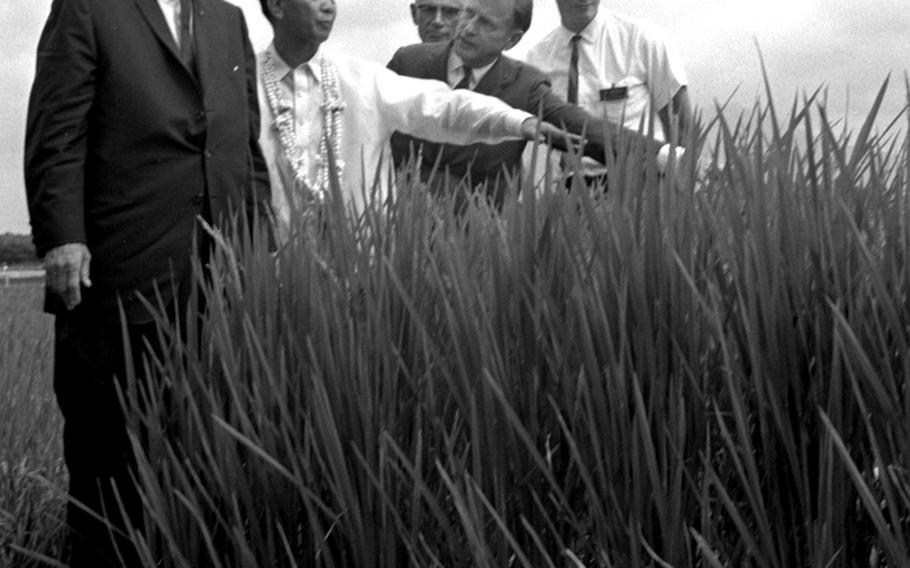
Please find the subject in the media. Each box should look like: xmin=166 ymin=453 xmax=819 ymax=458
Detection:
xmin=388 ymin=41 xmax=609 ymax=204
xmin=25 ymin=0 xmax=270 ymax=321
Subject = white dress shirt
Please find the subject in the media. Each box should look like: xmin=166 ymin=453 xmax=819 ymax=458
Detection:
xmin=526 ymin=9 xmax=687 ymax=143
xmin=258 ymin=43 xmax=532 ymax=236
xmin=445 ymin=53 xmax=497 ymax=90
xmin=156 ymin=0 xmax=186 ymax=48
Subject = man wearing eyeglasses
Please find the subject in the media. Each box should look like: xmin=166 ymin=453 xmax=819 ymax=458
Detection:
xmin=389 ymin=0 xmax=676 ymax=208
xmin=410 ymin=0 xmax=464 ymax=43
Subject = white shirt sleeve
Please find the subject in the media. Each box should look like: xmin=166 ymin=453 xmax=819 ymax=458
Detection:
xmin=637 ymin=23 xmax=687 ymax=112
xmin=367 ymin=63 xmax=532 ymax=146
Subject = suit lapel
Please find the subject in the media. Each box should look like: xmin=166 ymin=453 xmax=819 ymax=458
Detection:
xmin=192 ymin=0 xmax=213 ymax=86
xmin=473 ymin=56 xmax=514 ymax=97
xmin=134 ymin=0 xmax=199 ymax=84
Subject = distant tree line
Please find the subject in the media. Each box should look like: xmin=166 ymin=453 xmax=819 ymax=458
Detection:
xmin=0 ymin=233 xmax=39 ymax=266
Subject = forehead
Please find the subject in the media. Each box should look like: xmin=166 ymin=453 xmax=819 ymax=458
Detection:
xmin=289 ymin=0 xmax=330 ymax=9
xmin=555 ymin=0 xmax=590 ymax=10
xmin=462 ymin=0 xmax=513 ymax=19
xmin=415 ymin=0 xmax=462 ymax=7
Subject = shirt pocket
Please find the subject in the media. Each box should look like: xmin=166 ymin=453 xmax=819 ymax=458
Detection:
xmin=585 ymin=77 xmax=646 ymax=124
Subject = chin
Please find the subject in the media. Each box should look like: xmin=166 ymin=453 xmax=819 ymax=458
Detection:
xmin=455 ymin=51 xmax=475 ymax=65
xmin=424 ymin=31 xmax=448 ymax=43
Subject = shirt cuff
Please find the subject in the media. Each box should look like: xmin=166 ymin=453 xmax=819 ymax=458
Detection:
xmin=504 ymin=109 xmax=535 ymax=137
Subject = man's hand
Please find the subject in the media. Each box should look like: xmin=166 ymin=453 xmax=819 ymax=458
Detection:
xmin=44 ymin=243 xmax=92 ymax=311
xmin=520 ymin=117 xmax=583 ymax=148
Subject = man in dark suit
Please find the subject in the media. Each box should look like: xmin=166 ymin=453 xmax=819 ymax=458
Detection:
xmin=24 ymin=0 xmax=270 ymax=564
xmin=389 ymin=0 xmax=668 ymax=205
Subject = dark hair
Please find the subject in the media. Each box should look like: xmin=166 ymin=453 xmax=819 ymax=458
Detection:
xmin=512 ymin=0 xmax=532 ymax=32
xmin=260 ymin=0 xmax=272 ymax=21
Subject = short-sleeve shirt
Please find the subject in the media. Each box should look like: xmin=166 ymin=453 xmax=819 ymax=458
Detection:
xmin=526 ymin=9 xmax=687 ymax=143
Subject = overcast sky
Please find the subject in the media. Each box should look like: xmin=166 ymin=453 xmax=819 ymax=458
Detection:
xmin=2 ymin=0 xmax=908 ymax=234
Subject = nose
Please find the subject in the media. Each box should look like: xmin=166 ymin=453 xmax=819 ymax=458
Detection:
xmin=431 ymin=7 xmax=446 ymax=25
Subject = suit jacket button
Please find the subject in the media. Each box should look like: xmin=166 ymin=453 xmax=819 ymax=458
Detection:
xmin=196 ymin=110 xmax=206 ymax=120
xmin=204 ymin=150 xmax=213 ymax=158
xmin=193 ymin=194 xmax=204 ymax=205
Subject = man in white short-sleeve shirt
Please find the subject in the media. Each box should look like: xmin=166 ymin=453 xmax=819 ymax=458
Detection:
xmin=527 ymin=0 xmax=691 ymax=177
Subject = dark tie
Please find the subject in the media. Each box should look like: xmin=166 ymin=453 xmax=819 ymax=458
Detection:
xmin=178 ymin=0 xmax=196 ymax=70
xmin=567 ymin=34 xmax=582 ymax=104
xmin=454 ymin=66 xmax=473 ymax=90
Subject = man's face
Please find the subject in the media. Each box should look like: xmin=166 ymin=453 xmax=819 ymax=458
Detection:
xmin=453 ymin=0 xmax=522 ymax=68
xmin=274 ymin=0 xmax=337 ymax=45
xmin=554 ymin=0 xmax=599 ymax=31
xmin=410 ymin=0 xmax=464 ymax=43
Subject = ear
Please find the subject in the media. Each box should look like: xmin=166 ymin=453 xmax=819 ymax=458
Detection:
xmin=410 ymin=3 xmax=419 ymax=24
xmin=503 ymin=30 xmax=523 ymax=52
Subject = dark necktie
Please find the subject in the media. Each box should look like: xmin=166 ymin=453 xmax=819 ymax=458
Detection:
xmin=454 ymin=66 xmax=473 ymax=90
xmin=567 ymin=34 xmax=582 ymax=104
xmin=178 ymin=0 xmax=196 ymax=70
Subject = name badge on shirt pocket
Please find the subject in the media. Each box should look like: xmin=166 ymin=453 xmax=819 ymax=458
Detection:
xmin=600 ymin=86 xmax=629 ymax=102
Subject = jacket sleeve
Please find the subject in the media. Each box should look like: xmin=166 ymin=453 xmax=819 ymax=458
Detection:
xmin=531 ymin=77 xmax=607 ymax=163
xmin=387 ymin=48 xmax=404 ymax=74
xmin=24 ymin=0 xmax=97 ymax=257
xmin=533 ymin=75 xmax=664 ymax=163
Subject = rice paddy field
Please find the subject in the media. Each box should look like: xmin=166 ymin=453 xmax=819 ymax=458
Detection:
xmin=0 ymin=283 xmax=66 ymax=566
xmin=2 ymin=83 xmax=909 ymax=567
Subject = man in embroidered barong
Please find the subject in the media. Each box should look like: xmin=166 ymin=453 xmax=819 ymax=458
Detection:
xmin=257 ymin=0 xmax=580 ymax=239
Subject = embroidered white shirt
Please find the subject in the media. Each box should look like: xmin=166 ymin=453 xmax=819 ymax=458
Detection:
xmin=258 ymin=43 xmax=532 ymax=235
xmin=276 ymin=57 xmax=324 ymax=200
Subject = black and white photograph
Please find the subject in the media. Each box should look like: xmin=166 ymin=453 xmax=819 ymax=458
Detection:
xmin=1 ymin=0 xmax=909 ymax=566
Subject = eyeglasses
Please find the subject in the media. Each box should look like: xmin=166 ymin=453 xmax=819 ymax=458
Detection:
xmin=413 ymin=3 xmax=461 ymax=19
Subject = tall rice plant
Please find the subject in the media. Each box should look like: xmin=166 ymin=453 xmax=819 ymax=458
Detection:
xmin=114 ymin=79 xmax=908 ymax=567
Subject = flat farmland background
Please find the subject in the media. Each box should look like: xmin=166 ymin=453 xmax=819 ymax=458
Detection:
xmin=0 ymin=283 xmax=66 ymax=565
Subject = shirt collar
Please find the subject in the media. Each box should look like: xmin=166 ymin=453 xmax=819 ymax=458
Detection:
xmin=447 ymin=51 xmax=497 ymax=85
xmin=266 ymin=41 xmax=323 ymax=84
xmin=561 ymin=8 xmax=605 ymax=44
